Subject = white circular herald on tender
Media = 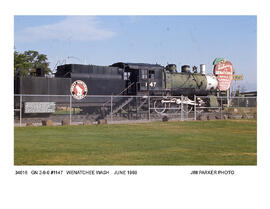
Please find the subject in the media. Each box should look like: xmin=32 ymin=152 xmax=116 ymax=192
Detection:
xmin=70 ymin=80 xmax=88 ymax=100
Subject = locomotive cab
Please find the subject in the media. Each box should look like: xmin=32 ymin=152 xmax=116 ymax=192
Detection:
xmin=111 ymin=62 xmax=163 ymax=95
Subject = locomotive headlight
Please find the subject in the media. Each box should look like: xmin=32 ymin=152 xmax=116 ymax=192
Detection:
xmin=205 ymin=75 xmax=218 ymax=91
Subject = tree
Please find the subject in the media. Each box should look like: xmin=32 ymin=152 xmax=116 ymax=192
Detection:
xmin=14 ymin=51 xmax=31 ymax=76
xmin=14 ymin=50 xmax=51 ymax=76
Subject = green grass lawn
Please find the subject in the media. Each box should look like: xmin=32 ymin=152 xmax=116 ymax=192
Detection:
xmin=14 ymin=120 xmax=257 ymax=165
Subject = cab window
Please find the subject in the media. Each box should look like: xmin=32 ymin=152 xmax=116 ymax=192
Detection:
xmin=149 ymin=70 xmax=155 ymax=79
xmin=141 ymin=69 xmax=147 ymax=79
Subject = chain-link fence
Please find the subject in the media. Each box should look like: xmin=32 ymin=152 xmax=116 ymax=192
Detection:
xmin=195 ymin=95 xmax=257 ymax=120
xmin=14 ymin=94 xmax=257 ymax=126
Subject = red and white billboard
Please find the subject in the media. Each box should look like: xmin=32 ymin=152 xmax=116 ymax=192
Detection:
xmin=213 ymin=61 xmax=234 ymax=91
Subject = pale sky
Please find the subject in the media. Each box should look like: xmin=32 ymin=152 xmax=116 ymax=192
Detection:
xmin=14 ymin=15 xmax=257 ymax=91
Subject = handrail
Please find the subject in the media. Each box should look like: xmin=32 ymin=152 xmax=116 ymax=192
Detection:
xmin=117 ymin=82 xmax=135 ymax=96
xmin=102 ymin=82 xmax=135 ymax=107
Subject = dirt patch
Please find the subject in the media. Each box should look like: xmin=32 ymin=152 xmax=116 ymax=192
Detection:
xmin=220 ymin=152 xmax=257 ymax=157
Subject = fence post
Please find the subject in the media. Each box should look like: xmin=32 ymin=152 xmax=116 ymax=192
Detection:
xmin=69 ymin=95 xmax=72 ymax=125
xmin=20 ymin=94 xmax=22 ymax=127
xmin=220 ymin=97 xmax=223 ymax=119
xmin=110 ymin=96 xmax=113 ymax=122
xmin=181 ymin=95 xmax=183 ymax=121
xmin=148 ymin=96 xmax=150 ymax=120
xmin=227 ymin=89 xmax=230 ymax=107
xmin=194 ymin=95 xmax=196 ymax=121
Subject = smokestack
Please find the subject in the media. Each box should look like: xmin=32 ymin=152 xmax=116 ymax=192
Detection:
xmin=200 ymin=64 xmax=206 ymax=74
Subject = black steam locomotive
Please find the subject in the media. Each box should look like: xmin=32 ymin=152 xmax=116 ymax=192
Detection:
xmin=14 ymin=61 xmax=231 ymax=117
xmin=15 ymin=62 xmax=220 ymax=96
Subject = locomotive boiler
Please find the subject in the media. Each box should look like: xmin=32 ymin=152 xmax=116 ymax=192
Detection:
xmin=163 ymin=64 xmax=218 ymax=96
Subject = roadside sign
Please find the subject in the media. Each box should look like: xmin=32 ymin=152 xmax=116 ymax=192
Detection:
xmin=213 ymin=60 xmax=234 ymax=91
xmin=24 ymin=102 xmax=56 ymax=113
xmin=233 ymin=75 xmax=243 ymax=80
